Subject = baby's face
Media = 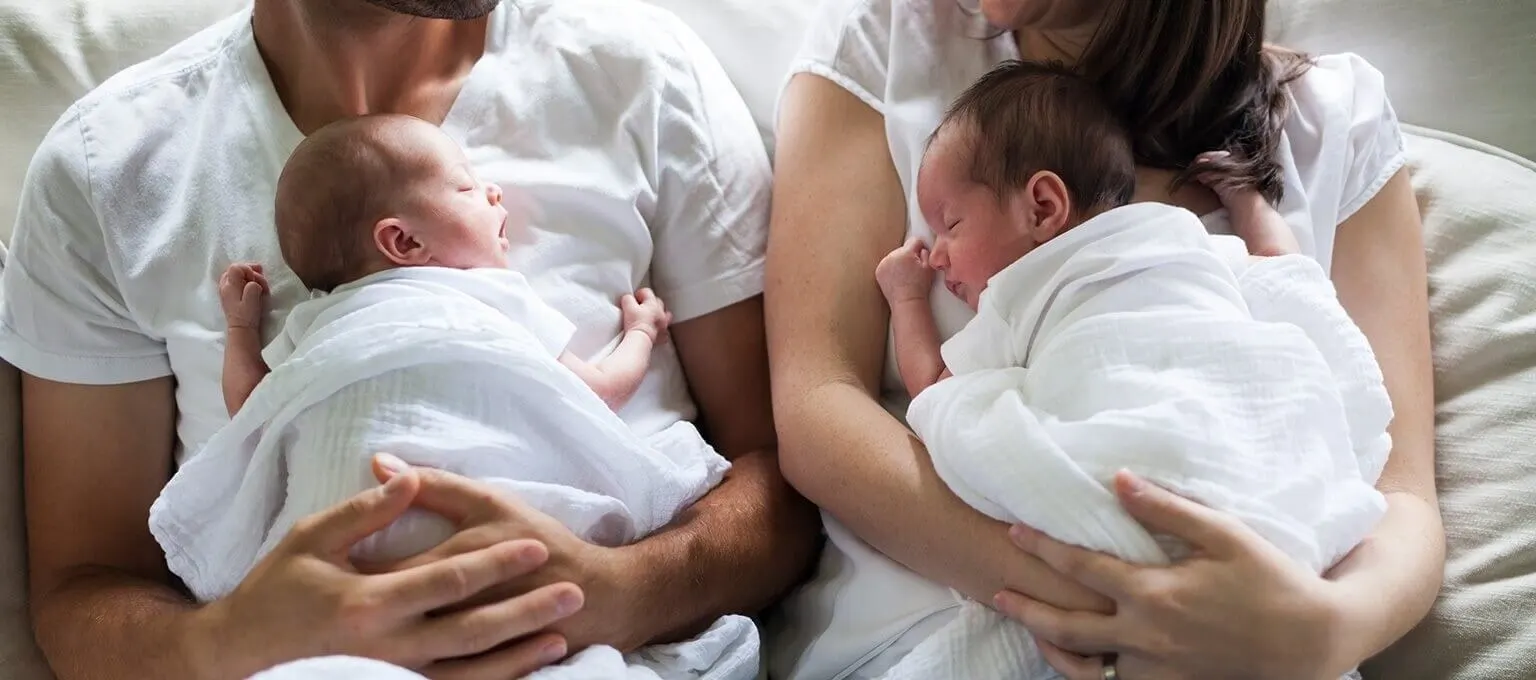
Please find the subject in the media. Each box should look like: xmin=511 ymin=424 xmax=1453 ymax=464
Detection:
xmin=915 ymin=128 xmax=1039 ymax=309
xmin=405 ymin=128 xmax=523 ymax=269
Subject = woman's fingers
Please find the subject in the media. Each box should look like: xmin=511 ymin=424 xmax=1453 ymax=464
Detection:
xmin=1009 ymin=524 xmax=1138 ymax=599
xmin=421 ymin=632 xmax=569 ymax=680
xmin=994 ymin=590 xmax=1119 ymax=656
xmin=376 ymin=539 xmax=550 ymax=614
xmin=290 ymin=472 xmax=420 ymax=557
xmin=415 ymin=582 xmax=583 ymax=662
xmin=1112 ymin=470 xmax=1247 ymax=557
xmin=1033 ymin=635 xmax=1106 ymax=680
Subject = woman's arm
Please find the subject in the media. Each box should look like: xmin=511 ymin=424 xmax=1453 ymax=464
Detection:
xmin=766 ymin=74 xmax=1108 ymax=611
xmin=1320 ymin=167 xmax=1444 ymax=668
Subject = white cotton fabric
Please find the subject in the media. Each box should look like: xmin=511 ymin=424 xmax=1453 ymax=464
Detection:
xmin=877 ymin=203 xmax=1391 ymax=679
xmin=768 ymin=2 xmax=1407 ymax=677
xmin=149 ymin=267 xmax=753 ymax=679
xmin=247 ymin=614 xmax=762 ymax=680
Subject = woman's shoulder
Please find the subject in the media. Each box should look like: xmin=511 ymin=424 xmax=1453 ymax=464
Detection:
xmin=1281 ymin=52 xmax=1407 ymax=225
xmin=788 ymin=0 xmax=998 ymax=113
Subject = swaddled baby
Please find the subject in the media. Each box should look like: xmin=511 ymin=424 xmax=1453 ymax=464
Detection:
xmin=149 ymin=115 xmax=756 ymax=680
xmin=219 ymin=113 xmax=672 ymax=420
xmin=873 ymin=61 xmax=1392 ymax=680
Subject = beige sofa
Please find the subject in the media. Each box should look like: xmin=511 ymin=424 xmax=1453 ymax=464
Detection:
xmin=3 ymin=1 xmax=1534 ymax=678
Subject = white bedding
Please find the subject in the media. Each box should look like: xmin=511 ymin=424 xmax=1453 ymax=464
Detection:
xmin=882 ymin=203 xmax=1393 ymax=679
xmin=148 ymin=267 xmax=757 ymax=679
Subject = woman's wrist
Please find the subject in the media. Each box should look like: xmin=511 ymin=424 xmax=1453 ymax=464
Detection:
xmin=1304 ymin=577 xmax=1376 ymax=678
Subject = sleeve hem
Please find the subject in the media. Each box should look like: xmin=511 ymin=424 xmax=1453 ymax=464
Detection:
xmin=659 ymin=260 xmax=765 ymax=324
xmin=0 ymin=331 xmax=171 ymax=385
xmin=1337 ymin=151 xmax=1408 ymax=225
xmin=784 ymin=60 xmax=885 ymax=116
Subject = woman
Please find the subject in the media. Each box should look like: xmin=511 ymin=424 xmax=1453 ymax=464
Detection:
xmin=764 ymin=1 xmax=1442 ymax=678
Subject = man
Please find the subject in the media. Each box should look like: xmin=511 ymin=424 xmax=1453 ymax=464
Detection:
xmin=0 ymin=0 xmax=819 ymax=677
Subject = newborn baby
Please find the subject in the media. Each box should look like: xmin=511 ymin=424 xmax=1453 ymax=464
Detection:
xmin=872 ymin=61 xmax=1392 ymax=680
xmin=218 ymin=114 xmax=671 ymax=418
xmin=150 ymin=115 xmax=757 ymax=679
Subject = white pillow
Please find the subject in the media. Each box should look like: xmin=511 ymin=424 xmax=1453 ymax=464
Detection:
xmin=1361 ymin=128 xmax=1536 ymax=679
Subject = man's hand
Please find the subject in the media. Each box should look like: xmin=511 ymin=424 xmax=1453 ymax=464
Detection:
xmin=219 ymin=263 xmax=270 ymax=330
xmin=875 ymin=238 xmax=935 ymax=304
xmin=371 ymin=458 xmax=649 ymax=657
xmin=621 ymin=288 xmax=672 ymax=345
xmin=199 ymin=463 xmax=579 ymax=679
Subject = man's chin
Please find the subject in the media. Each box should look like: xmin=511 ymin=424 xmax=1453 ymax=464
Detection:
xmin=359 ymin=0 xmax=501 ymax=20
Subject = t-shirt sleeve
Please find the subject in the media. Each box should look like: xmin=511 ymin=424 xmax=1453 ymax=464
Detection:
xmin=1288 ymin=53 xmax=1408 ymax=225
xmin=783 ymin=0 xmax=891 ymax=114
xmin=645 ymin=13 xmax=773 ymax=323
xmin=0 ymin=107 xmax=171 ymax=384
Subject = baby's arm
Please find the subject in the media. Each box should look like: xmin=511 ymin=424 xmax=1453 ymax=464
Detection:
xmin=560 ymin=288 xmax=671 ymax=410
xmin=219 ymin=263 xmax=271 ymax=416
xmin=1196 ymin=151 xmax=1301 ymax=257
xmin=876 ymin=239 xmax=949 ymax=398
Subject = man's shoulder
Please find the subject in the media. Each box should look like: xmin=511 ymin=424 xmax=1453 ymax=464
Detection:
xmin=499 ymin=0 xmax=704 ymax=72
xmin=72 ymin=10 xmax=250 ymax=118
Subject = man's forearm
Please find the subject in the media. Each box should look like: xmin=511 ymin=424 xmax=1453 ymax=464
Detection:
xmin=619 ymin=448 xmax=819 ymax=644
xmin=32 ymin=568 xmax=214 ymax=680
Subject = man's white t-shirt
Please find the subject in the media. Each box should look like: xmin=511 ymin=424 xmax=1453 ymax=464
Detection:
xmin=0 ymin=0 xmax=771 ymax=463
xmin=766 ymin=1 xmax=1407 ymax=678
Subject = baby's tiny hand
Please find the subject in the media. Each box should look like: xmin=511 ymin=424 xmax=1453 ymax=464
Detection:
xmin=1193 ymin=151 xmax=1300 ymax=257
xmin=219 ymin=262 xmax=270 ymax=330
xmin=621 ymin=288 xmax=671 ymax=344
xmin=876 ymin=238 xmax=934 ymax=304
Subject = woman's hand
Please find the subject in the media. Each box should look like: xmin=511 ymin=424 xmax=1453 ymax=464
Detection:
xmin=371 ymin=456 xmax=651 ymax=656
xmin=196 ymin=460 xmax=579 ymax=680
xmin=996 ymin=471 xmax=1348 ymax=680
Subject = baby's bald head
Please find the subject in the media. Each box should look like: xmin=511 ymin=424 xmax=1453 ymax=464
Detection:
xmin=274 ymin=114 xmax=445 ymax=292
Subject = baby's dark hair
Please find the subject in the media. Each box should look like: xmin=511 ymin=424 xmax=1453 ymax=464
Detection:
xmin=274 ymin=114 xmax=433 ymax=292
xmin=937 ymin=60 xmax=1136 ymax=218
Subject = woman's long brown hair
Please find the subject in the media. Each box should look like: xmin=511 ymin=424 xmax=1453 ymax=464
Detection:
xmin=1074 ymin=1 xmax=1311 ymax=202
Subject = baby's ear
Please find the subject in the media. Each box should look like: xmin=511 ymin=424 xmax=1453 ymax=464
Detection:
xmin=374 ymin=217 xmax=430 ymax=266
xmin=1022 ymin=170 xmax=1073 ymax=241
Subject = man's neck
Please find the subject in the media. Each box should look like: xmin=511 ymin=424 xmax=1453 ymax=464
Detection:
xmin=253 ymin=0 xmax=489 ymax=134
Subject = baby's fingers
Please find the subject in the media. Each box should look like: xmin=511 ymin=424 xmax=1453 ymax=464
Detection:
xmin=242 ymin=281 xmax=266 ymax=303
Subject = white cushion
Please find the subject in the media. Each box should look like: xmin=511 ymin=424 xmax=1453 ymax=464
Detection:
xmin=1361 ymin=128 xmax=1536 ymax=679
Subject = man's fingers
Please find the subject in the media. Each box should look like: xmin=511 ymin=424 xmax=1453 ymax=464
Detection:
xmin=416 ymin=582 xmax=583 ymax=662
xmin=421 ymin=633 xmax=568 ymax=680
xmin=1112 ymin=470 xmax=1246 ymax=557
xmin=1009 ymin=524 xmax=1139 ymax=600
xmin=291 ymin=473 xmax=419 ymax=557
xmin=407 ymin=466 xmax=514 ymax=526
xmin=374 ymin=539 xmax=550 ymax=614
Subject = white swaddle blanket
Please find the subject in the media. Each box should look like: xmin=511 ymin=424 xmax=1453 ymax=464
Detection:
xmin=882 ymin=203 xmax=1393 ymax=680
xmin=148 ymin=267 xmax=758 ymax=680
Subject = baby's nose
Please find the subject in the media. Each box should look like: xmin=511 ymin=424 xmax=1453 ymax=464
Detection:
xmin=928 ymin=243 xmax=948 ymax=270
xmin=486 ymin=182 xmax=504 ymax=205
